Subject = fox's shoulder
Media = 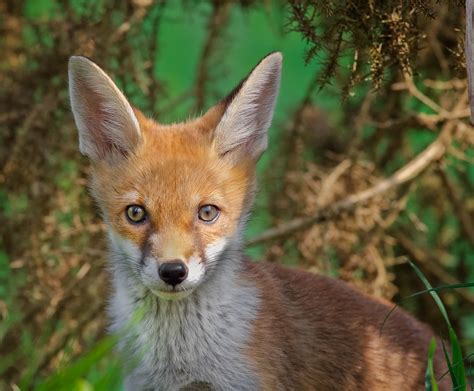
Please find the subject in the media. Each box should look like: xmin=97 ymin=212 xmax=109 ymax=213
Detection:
xmin=240 ymin=259 xmax=449 ymax=390
xmin=241 ymin=258 xmax=378 ymax=305
xmin=241 ymin=258 xmax=430 ymax=331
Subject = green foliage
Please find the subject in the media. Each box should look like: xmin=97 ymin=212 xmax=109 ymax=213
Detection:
xmin=408 ymin=260 xmax=466 ymax=390
xmin=23 ymin=0 xmax=58 ymax=21
xmin=35 ymin=336 xmax=120 ymax=391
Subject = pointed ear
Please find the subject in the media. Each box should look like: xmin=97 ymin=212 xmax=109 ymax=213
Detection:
xmin=68 ymin=56 xmax=141 ymax=161
xmin=212 ymin=52 xmax=282 ymax=162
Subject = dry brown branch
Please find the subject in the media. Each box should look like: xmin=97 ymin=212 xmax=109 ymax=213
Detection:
xmin=370 ymin=109 xmax=471 ymax=131
xmin=22 ymin=263 xmax=93 ymax=325
xmin=194 ymin=1 xmax=231 ymax=112
xmin=397 ymin=72 xmax=447 ymax=115
xmin=316 ymin=159 xmax=352 ymax=207
xmin=33 ymin=301 xmax=104 ymax=377
xmin=250 ymin=78 xmax=470 ymax=247
xmin=110 ymin=4 xmax=150 ymax=43
xmin=437 ymin=164 xmax=474 ymax=245
xmin=347 ymin=90 xmax=377 ymax=157
xmin=0 ymin=91 xmax=57 ymax=182
xmin=246 ymin=120 xmax=457 ymax=247
xmin=424 ymin=79 xmax=467 ymax=90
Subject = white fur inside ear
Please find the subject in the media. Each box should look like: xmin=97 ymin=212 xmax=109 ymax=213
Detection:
xmin=214 ymin=52 xmax=282 ymax=160
xmin=68 ymin=56 xmax=141 ymax=161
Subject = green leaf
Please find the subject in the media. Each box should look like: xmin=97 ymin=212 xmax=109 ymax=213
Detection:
xmin=425 ymin=338 xmax=439 ymax=391
xmin=448 ymin=327 xmax=466 ymax=390
xmin=71 ymin=379 xmax=93 ymax=391
xmin=35 ymin=336 xmax=118 ymax=391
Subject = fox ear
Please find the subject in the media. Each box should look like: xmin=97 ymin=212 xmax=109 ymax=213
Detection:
xmin=213 ymin=52 xmax=282 ymax=162
xmin=68 ymin=56 xmax=141 ymax=161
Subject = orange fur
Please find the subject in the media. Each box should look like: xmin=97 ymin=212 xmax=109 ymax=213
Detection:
xmin=90 ymin=106 xmax=254 ymax=264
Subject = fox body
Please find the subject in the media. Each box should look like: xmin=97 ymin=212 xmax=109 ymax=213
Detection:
xmin=69 ymin=53 xmax=449 ymax=390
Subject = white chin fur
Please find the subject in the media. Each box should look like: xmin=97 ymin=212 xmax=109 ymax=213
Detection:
xmin=151 ymin=289 xmax=194 ymax=301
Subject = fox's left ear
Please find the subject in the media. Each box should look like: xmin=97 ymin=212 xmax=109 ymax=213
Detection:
xmin=68 ymin=56 xmax=141 ymax=162
xmin=212 ymin=52 xmax=282 ymax=162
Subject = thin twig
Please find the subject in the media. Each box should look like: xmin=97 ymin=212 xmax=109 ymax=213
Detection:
xmin=0 ymin=91 xmax=57 ymax=183
xmin=317 ymin=159 xmax=352 ymax=207
xmin=247 ymin=84 xmax=469 ymax=247
xmin=395 ymin=232 xmax=474 ymax=305
xmin=194 ymin=1 xmax=231 ymax=112
xmin=369 ymin=109 xmax=471 ymax=131
xmin=33 ymin=301 xmax=104 ymax=377
xmin=401 ymin=71 xmax=447 ymax=115
xmin=437 ymin=164 xmax=474 ymax=245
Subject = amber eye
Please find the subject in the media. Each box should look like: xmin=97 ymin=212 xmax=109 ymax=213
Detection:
xmin=198 ymin=205 xmax=220 ymax=223
xmin=126 ymin=205 xmax=147 ymax=224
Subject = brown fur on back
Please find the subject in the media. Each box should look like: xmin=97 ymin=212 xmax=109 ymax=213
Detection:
xmin=242 ymin=261 xmax=450 ymax=391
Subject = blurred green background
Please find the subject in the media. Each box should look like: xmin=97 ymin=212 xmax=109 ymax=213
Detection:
xmin=1 ymin=0 xmax=473 ymax=389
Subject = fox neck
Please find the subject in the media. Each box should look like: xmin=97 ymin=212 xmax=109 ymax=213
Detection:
xmin=105 ymin=185 xmax=259 ymax=375
xmin=107 ymin=234 xmax=260 ymax=389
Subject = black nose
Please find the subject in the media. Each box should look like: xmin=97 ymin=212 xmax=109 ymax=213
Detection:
xmin=158 ymin=261 xmax=188 ymax=287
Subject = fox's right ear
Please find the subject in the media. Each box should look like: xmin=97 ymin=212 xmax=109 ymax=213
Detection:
xmin=68 ymin=56 xmax=141 ymax=161
xmin=211 ymin=52 xmax=282 ymax=163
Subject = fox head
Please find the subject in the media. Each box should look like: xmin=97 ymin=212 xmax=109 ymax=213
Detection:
xmin=68 ymin=53 xmax=282 ymax=300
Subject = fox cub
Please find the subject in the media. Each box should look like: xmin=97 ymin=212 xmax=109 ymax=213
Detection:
xmin=69 ymin=53 xmax=449 ymax=390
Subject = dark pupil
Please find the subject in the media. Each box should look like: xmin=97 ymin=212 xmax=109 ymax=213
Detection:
xmin=130 ymin=207 xmax=142 ymax=219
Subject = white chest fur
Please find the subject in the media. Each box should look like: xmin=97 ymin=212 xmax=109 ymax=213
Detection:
xmin=108 ymin=261 xmax=260 ymax=391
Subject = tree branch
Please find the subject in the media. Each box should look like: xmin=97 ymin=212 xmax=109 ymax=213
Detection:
xmin=246 ymin=120 xmax=457 ymax=247
xmin=194 ymin=1 xmax=231 ymax=112
xmin=437 ymin=164 xmax=474 ymax=245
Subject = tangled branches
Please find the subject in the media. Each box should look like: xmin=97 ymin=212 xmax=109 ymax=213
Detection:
xmin=287 ymin=0 xmax=465 ymax=91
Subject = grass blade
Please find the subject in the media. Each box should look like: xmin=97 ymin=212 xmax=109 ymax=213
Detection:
xmin=449 ymin=327 xmax=467 ymax=390
xmin=407 ymin=283 xmax=474 ymax=299
xmin=408 ymin=260 xmax=451 ymax=326
xmin=408 ymin=260 xmax=466 ymax=390
xmin=442 ymin=339 xmax=459 ymax=390
xmin=35 ymin=336 xmax=118 ymax=391
xmin=425 ymin=337 xmax=439 ymax=391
